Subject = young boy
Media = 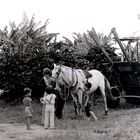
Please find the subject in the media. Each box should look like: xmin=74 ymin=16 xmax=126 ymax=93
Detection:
xmin=23 ymin=88 xmax=33 ymax=130
xmin=40 ymin=87 xmax=56 ymax=129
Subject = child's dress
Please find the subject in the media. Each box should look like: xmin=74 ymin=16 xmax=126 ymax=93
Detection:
xmin=23 ymin=97 xmax=32 ymax=118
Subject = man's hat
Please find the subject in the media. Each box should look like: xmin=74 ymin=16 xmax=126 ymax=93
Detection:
xmin=24 ymin=87 xmax=32 ymax=94
xmin=43 ymin=68 xmax=51 ymax=75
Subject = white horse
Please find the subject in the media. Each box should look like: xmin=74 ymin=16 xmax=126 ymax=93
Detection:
xmin=51 ymin=63 xmax=116 ymax=117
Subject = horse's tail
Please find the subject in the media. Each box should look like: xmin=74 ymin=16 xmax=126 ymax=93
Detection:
xmin=104 ymin=77 xmax=116 ymax=101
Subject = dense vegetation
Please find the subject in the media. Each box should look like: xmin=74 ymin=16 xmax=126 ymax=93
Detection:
xmin=0 ymin=15 xmax=120 ymax=104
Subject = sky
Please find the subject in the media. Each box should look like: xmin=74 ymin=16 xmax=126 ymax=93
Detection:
xmin=1 ymin=0 xmax=140 ymax=41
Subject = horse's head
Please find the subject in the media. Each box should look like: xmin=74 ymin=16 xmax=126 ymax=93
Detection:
xmin=51 ymin=63 xmax=62 ymax=80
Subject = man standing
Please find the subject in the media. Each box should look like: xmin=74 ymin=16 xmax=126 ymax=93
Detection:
xmin=40 ymin=67 xmax=64 ymax=120
xmin=43 ymin=68 xmax=55 ymax=88
xmin=40 ymin=68 xmax=54 ymax=125
xmin=40 ymin=87 xmax=56 ymax=129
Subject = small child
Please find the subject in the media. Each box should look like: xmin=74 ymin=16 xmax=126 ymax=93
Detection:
xmin=23 ymin=88 xmax=33 ymax=130
xmin=40 ymin=87 xmax=56 ymax=129
xmin=85 ymin=101 xmax=98 ymax=121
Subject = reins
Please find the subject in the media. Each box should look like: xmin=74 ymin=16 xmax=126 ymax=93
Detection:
xmin=59 ymin=84 xmax=70 ymax=101
xmin=57 ymin=66 xmax=78 ymax=101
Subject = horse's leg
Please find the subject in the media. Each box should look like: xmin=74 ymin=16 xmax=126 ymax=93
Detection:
xmin=84 ymin=94 xmax=98 ymax=121
xmin=73 ymin=101 xmax=78 ymax=118
xmin=91 ymin=93 xmax=95 ymax=111
xmin=77 ymin=90 xmax=83 ymax=116
xmin=71 ymin=94 xmax=78 ymax=118
xmin=84 ymin=94 xmax=89 ymax=107
xmin=99 ymin=87 xmax=108 ymax=115
xmin=89 ymin=111 xmax=98 ymax=121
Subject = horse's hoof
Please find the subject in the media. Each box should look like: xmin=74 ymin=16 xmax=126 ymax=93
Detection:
xmin=94 ymin=117 xmax=98 ymax=121
xmin=78 ymin=115 xmax=83 ymax=120
xmin=74 ymin=116 xmax=78 ymax=119
xmin=104 ymin=110 xmax=108 ymax=115
xmin=86 ymin=117 xmax=90 ymax=121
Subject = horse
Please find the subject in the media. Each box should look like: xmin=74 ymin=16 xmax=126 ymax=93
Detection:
xmin=51 ymin=63 xmax=116 ymax=117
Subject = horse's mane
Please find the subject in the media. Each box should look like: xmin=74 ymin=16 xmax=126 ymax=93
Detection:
xmin=61 ymin=65 xmax=72 ymax=69
xmin=61 ymin=65 xmax=92 ymax=78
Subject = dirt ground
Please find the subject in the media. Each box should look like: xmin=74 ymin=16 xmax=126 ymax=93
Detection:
xmin=1 ymin=102 xmax=140 ymax=140
xmin=0 ymin=123 xmax=58 ymax=140
xmin=0 ymin=123 xmax=99 ymax=140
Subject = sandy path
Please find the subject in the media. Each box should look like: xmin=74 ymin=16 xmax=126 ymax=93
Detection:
xmin=0 ymin=123 xmax=60 ymax=140
xmin=0 ymin=123 xmax=109 ymax=140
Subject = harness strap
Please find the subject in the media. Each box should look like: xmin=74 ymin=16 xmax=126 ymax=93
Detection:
xmin=59 ymin=85 xmax=70 ymax=101
xmin=80 ymin=70 xmax=92 ymax=91
xmin=71 ymin=67 xmax=74 ymax=86
xmin=70 ymin=70 xmax=78 ymax=90
xmin=60 ymin=69 xmax=78 ymax=90
xmin=43 ymin=76 xmax=49 ymax=86
xmin=45 ymin=96 xmax=53 ymax=104
xmin=61 ymin=73 xmax=71 ymax=87
xmin=83 ymin=70 xmax=92 ymax=79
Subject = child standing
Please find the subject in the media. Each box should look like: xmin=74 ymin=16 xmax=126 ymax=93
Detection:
xmin=40 ymin=87 xmax=56 ymax=129
xmin=23 ymin=88 xmax=33 ymax=130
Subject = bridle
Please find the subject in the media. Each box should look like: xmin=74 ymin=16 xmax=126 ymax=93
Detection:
xmin=51 ymin=65 xmax=62 ymax=80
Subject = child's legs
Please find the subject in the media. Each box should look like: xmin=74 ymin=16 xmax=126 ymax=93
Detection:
xmin=41 ymin=105 xmax=45 ymax=124
xmin=85 ymin=106 xmax=91 ymax=117
xmin=89 ymin=111 xmax=98 ymax=121
xmin=49 ymin=105 xmax=55 ymax=128
xmin=26 ymin=117 xmax=31 ymax=130
xmin=44 ymin=106 xmax=49 ymax=128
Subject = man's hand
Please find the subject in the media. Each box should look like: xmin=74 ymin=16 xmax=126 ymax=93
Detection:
xmin=40 ymin=97 xmax=43 ymax=103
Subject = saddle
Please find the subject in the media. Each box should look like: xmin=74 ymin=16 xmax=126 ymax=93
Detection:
xmin=85 ymin=82 xmax=92 ymax=89
xmin=82 ymin=70 xmax=92 ymax=91
xmin=83 ymin=70 xmax=92 ymax=79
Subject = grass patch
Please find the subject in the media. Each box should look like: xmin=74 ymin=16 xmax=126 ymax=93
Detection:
xmin=1 ymin=100 xmax=140 ymax=140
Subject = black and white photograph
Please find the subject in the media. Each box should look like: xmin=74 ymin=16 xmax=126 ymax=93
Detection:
xmin=0 ymin=0 xmax=140 ymax=139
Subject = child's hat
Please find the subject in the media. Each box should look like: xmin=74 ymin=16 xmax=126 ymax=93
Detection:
xmin=24 ymin=87 xmax=32 ymax=94
xmin=43 ymin=68 xmax=51 ymax=75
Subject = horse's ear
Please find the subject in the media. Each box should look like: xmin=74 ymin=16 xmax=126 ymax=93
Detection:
xmin=54 ymin=63 xmax=56 ymax=68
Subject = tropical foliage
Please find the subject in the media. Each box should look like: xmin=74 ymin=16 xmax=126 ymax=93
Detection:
xmin=0 ymin=15 xmax=59 ymax=103
xmin=0 ymin=15 xmax=120 ymax=103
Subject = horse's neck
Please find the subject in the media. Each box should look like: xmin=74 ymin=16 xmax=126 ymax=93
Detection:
xmin=61 ymin=68 xmax=71 ymax=85
xmin=59 ymin=67 xmax=74 ymax=86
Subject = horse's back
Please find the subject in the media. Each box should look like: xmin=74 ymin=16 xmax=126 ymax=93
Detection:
xmin=89 ymin=69 xmax=104 ymax=79
xmin=87 ymin=69 xmax=105 ymax=92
